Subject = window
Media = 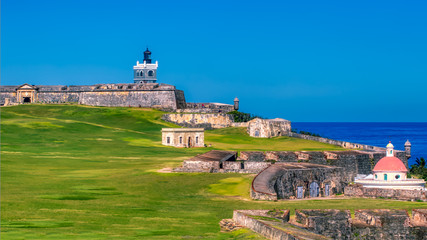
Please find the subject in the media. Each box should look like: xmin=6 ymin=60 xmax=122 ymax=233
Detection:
xmin=395 ymin=174 xmax=400 ymax=179
xmin=148 ymin=70 xmax=154 ymax=76
xmin=375 ymin=174 xmax=377 ymax=179
xmin=384 ymin=174 xmax=388 ymax=180
xmin=196 ymin=136 xmax=198 ymax=144
xmin=179 ymin=137 xmax=182 ymax=144
xmin=167 ymin=137 xmax=170 ymax=144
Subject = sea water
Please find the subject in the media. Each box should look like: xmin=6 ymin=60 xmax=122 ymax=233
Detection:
xmin=292 ymin=122 xmax=427 ymax=166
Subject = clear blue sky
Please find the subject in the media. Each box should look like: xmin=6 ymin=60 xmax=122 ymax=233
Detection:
xmin=2 ymin=0 xmax=427 ymax=121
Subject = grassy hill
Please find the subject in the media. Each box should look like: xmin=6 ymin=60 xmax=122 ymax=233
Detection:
xmin=1 ymin=104 xmax=426 ymax=239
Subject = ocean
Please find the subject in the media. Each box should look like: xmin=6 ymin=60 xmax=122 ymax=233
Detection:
xmin=292 ymin=122 xmax=427 ymax=166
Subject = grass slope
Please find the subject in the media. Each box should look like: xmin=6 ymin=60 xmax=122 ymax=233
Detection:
xmin=1 ymin=104 xmax=426 ymax=239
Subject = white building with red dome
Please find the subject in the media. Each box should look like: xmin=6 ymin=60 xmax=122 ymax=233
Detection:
xmin=355 ymin=142 xmax=425 ymax=190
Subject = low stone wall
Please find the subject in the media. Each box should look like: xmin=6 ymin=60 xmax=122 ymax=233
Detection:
xmin=231 ymin=122 xmax=249 ymax=127
xmin=295 ymin=209 xmax=352 ymax=239
xmin=233 ymin=209 xmax=427 ymax=240
xmin=344 ymin=184 xmax=427 ymax=201
xmin=232 ymin=210 xmax=297 ymax=240
xmin=184 ymin=102 xmax=234 ymax=113
xmin=289 ymin=132 xmax=385 ymax=151
xmin=239 ymin=151 xmax=266 ymax=162
xmin=412 ymin=209 xmax=427 ymax=225
xmin=182 ymin=160 xmax=219 ymax=169
xmin=162 ymin=113 xmax=234 ymax=129
xmin=352 ymin=209 xmax=421 ymax=240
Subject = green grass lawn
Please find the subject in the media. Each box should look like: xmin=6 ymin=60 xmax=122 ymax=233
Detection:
xmin=1 ymin=104 xmax=426 ymax=239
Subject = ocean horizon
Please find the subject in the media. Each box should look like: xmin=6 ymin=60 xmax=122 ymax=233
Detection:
xmin=292 ymin=122 xmax=427 ymax=166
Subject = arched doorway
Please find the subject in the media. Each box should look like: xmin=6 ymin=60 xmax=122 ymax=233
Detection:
xmin=325 ymin=184 xmax=330 ymax=196
xmin=23 ymin=97 xmax=31 ymax=103
xmin=188 ymin=137 xmax=192 ymax=148
xmin=309 ymin=182 xmax=319 ymax=197
xmin=297 ymin=186 xmax=304 ymax=199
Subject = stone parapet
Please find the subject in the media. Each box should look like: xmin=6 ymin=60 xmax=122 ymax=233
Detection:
xmin=161 ymin=113 xmax=234 ymax=129
xmin=295 ymin=209 xmax=352 ymax=239
xmin=344 ymin=184 xmax=427 ymax=201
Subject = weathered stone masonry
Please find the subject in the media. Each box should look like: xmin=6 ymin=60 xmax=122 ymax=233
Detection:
xmin=0 ymin=83 xmax=186 ymax=110
xmin=232 ymin=209 xmax=427 ymax=240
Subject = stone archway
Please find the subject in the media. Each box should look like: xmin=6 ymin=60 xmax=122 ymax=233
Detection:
xmin=188 ymin=137 xmax=192 ymax=148
xmin=23 ymin=97 xmax=31 ymax=103
xmin=310 ymin=182 xmax=319 ymax=197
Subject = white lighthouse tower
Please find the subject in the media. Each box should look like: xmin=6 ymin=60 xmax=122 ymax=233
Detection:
xmin=133 ymin=48 xmax=158 ymax=84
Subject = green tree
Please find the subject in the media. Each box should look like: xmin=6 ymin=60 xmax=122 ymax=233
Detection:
xmin=409 ymin=157 xmax=427 ymax=181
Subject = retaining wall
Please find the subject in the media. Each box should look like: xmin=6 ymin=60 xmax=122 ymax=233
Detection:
xmin=162 ymin=113 xmax=234 ymax=129
xmin=344 ymin=184 xmax=427 ymax=201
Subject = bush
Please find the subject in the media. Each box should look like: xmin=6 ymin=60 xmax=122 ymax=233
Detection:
xmin=227 ymin=110 xmax=261 ymax=122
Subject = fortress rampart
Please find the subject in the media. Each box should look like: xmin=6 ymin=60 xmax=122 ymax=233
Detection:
xmin=289 ymin=132 xmax=385 ymax=151
xmin=0 ymin=83 xmax=186 ymax=110
xmin=162 ymin=113 xmax=234 ymax=129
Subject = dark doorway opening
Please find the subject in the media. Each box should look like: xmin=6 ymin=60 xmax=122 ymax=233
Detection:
xmin=297 ymin=186 xmax=303 ymax=199
xmin=325 ymin=184 xmax=330 ymax=196
xmin=23 ymin=97 xmax=31 ymax=103
xmin=309 ymin=182 xmax=319 ymax=197
xmin=188 ymin=137 xmax=192 ymax=148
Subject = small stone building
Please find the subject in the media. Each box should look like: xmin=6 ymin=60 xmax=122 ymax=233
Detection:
xmin=247 ymin=118 xmax=291 ymax=138
xmin=161 ymin=128 xmax=204 ymax=148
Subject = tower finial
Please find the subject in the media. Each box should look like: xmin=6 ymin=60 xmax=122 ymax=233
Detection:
xmin=386 ymin=141 xmax=394 ymax=157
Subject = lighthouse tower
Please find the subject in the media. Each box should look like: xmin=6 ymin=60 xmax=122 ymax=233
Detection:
xmin=133 ymin=48 xmax=158 ymax=84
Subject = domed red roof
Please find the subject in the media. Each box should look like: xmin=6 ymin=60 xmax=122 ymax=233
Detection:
xmin=373 ymin=156 xmax=408 ymax=172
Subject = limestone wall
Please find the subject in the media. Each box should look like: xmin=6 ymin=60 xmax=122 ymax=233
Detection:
xmin=232 ymin=210 xmax=298 ymax=240
xmin=79 ymin=90 xmax=178 ymax=109
xmin=233 ymin=209 xmax=427 ymax=239
xmin=37 ymin=92 xmax=80 ymax=103
xmin=290 ymin=132 xmax=381 ymax=151
xmin=344 ymin=184 xmax=427 ymax=201
xmin=247 ymin=118 xmax=291 ymax=138
xmin=295 ymin=209 xmax=352 ymax=239
xmin=0 ymin=92 xmax=17 ymax=105
xmin=162 ymin=113 xmax=234 ymax=129
xmin=0 ymin=83 xmax=186 ymax=110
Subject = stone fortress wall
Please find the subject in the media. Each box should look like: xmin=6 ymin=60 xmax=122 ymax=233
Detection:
xmin=345 ymin=183 xmax=426 ymax=201
xmin=231 ymin=209 xmax=427 ymax=240
xmin=1 ymin=83 xmax=186 ymax=110
xmin=162 ymin=113 xmax=234 ymax=129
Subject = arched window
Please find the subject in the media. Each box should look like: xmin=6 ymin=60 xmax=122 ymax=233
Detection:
xmin=140 ymin=71 xmax=144 ymax=77
xmin=395 ymin=174 xmax=400 ymax=179
xmin=179 ymin=137 xmax=182 ymax=144
xmin=167 ymin=137 xmax=170 ymax=144
xmin=384 ymin=174 xmax=388 ymax=180
xmin=148 ymin=70 xmax=154 ymax=77
xmin=196 ymin=136 xmax=199 ymax=144
xmin=375 ymin=174 xmax=377 ymax=179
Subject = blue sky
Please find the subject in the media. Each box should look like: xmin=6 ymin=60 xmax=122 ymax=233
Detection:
xmin=2 ymin=0 xmax=427 ymax=121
